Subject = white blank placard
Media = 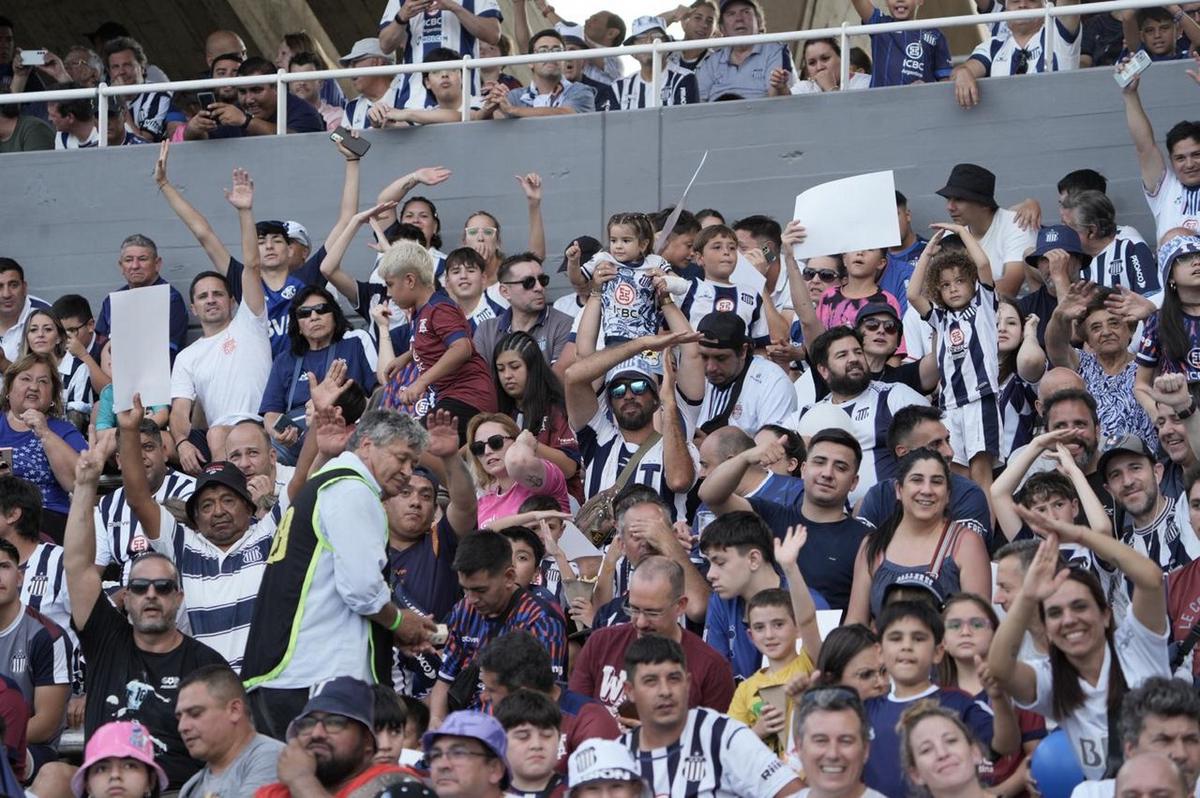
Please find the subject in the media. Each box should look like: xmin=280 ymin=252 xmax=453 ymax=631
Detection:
xmin=110 ymin=284 xmax=171 ymax=413
xmin=792 ymin=170 xmax=902 ymax=260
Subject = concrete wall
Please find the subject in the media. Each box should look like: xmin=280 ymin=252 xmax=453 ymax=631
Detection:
xmin=3 ymin=60 xmax=1197 ymax=315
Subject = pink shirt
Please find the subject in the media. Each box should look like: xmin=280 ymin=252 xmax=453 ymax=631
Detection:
xmin=477 ymin=459 xmax=569 ymax=528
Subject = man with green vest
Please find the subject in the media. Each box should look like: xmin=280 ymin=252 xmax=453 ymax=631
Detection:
xmin=241 ymin=408 xmax=440 ymax=739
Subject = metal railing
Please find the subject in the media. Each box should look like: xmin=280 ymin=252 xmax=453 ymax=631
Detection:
xmin=0 ymin=0 xmax=1170 ymax=146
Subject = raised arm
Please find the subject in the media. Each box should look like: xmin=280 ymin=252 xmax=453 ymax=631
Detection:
xmin=850 ymin=0 xmax=876 ymax=21
xmin=936 ymin=222 xmax=994 ymax=287
xmin=776 ymin=526 xmax=822 ymax=664
xmin=226 ymin=169 xmax=266 ymax=316
xmin=445 ymin=1 xmax=501 ymax=45
xmin=518 ymin=174 xmax=546 ymax=260
xmin=423 ymin=409 xmax=478 ymax=535
xmin=375 ymin=167 xmax=452 ymax=227
xmin=658 ymin=352 xmax=695 ymax=494
xmin=322 ymin=202 xmax=399 ymax=307
xmin=1122 ymin=76 xmax=1167 ymax=193
xmin=504 ymin=430 xmax=550 ymax=491
xmin=1046 ymin=280 xmax=1089 ymax=370
xmin=697 ymin=435 xmax=789 ymax=515
xmin=117 ymin=395 xmax=163 ymax=544
xmin=1152 ymin=373 xmax=1200 ymax=469
xmin=154 ymin=141 xmax=231 ymax=272
xmin=1056 ymin=0 xmax=1083 ymax=36
xmin=907 ymin=230 xmax=943 ymax=318
xmin=511 ymin=0 xmax=535 ymax=53
xmin=782 ymin=223 xmax=827 ymax=350
xmin=324 ymin=135 xmax=364 ymax=246
xmin=990 ymin=428 xmax=1074 ymax=541
xmin=987 ymin=534 xmax=1060 ymax=705
xmin=1016 ymin=313 xmax=1048 ymax=382
xmin=64 ymin=451 xmax=105 ymax=631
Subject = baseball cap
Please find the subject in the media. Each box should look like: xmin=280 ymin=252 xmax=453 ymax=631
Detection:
xmin=255 ymin=220 xmax=289 ymax=239
xmin=185 ymin=461 xmax=256 ymax=525
xmin=568 ymin=739 xmax=652 ymax=798
xmin=555 ymin=23 xmax=589 ymax=47
xmin=855 ymin=302 xmax=899 ymax=326
xmin=71 ymin=722 xmax=168 ymax=798
xmin=719 ymin=0 xmax=760 ymax=12
xmin=338 ymin=37 xmax=395 ymax=65
xmin=284 ymin=221 xmax=311 ymax=250
xmin=1097 ymin=433 xmax=1156 ymax=478
xmin=422 ymin=711 xmax=511 ymax=789
xmin=624 ymin=16 xmax=672 ymax=45
xmin=1158 ymin=234 xmax=1200 ymax=289
xmin=698 ymin=311 xmax=749 ymax=350
xmin=559 ymin=235 xmax=602 ymax=273
xmin=1024 ymin=225 xmax=1091 ymax=268
xmin=883 ymin=571 xmax=946 ymax=609
xmin=286 ymin=676 xmax=376 ymax=741
xmin=605 ymin=354 xmax=662 ymax=394
xmin=409 ymin=465 xmax=441 ymax=493
xmin=795 ymin=406 xmax=854 ymax=439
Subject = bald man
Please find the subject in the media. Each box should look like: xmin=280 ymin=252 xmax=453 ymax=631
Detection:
xmin=1035 ymin=366 xmax=1087 ymax=417
xmin=204 ymin=30 xmax=246 ymax=67
xmin=695 ymin=425 xmax=804 ymax=534
xmin=1114 ymin=753 xmax=1188 ymax=798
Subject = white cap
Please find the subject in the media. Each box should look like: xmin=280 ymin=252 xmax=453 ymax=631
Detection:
xmin=624 ymin=16 xmax=672 ymax=45
xmin=338 ymin=37 xmax=394 ymax=65
xmin=795 ymin=403 xmax=854 ymax=439
xmin=284 ymin=221 xmax=311 ymax=250
xmin=555 ymin=22 xmax=588 ymax=46
xmin=568 ymin=740 xmax=652 ymax=798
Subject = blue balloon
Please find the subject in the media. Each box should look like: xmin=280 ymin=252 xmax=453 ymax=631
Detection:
xmin=1030 ymin=730 xmax=1087 ymax=798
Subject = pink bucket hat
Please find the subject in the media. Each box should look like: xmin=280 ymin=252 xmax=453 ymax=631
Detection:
xmin=70 ymin=721 xmax=169 ymax=798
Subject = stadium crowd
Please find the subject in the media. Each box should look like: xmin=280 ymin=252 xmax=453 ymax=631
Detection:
xmin=3 ymin=1 xmax=1200 ymax=798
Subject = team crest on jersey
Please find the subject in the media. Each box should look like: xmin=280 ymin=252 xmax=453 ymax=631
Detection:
xmin=242 ymin=546 xmax=263 ymax=565
xmin=715 ymin=298 xmax=735 ymax=312
xmin=9 ymin=651 xmax=25 ymax=674
xmin=682 ymin=754 xmax=708 ymax=782
xmin=615 ymin=283 xmax=636 ymax=305
xmin=129 ymin=534 xmax=150 ymax=554
xmin=855 ymin=407 xmax=869 ymax=421
xmin=1108 ymin=258 xmax=1123 ymax=276
xmin=1188 ymin=348 xmax=1200 ymax=370
xmin=731 ymin=403 xmax=743 ymax=420
xmin=906 ymin=42 xmax=924 ymax=58
xmin=27 ymin=574 xmax=47 ymax=597
xmin=948 ymin=326 xmax=966 ymax=356
xmin=281 ymin=285 xmax=297 ymax=299
xmin=221 ymin=338 xmax=237 ymax=355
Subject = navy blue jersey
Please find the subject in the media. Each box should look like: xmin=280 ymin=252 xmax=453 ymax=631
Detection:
xmin=1138 ymin=309 xmax=1200 ymax=383
xmin=227 ymin=247 xmax=327 ymax=356
xmin=867 ymin=9 xmax=953 ymax=86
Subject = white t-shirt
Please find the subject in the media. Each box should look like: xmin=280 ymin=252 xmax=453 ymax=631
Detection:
xmin=170 ymin=301 xmax=272 ymax=427
xmin=978 ymin=208 xmax=1037 ymax=286
xmin=1018 ymin=611 xmax=1171 ymax=780
xmin=552 ymin=293 xmax=584 ymax=320
xmin=679 ymin=356 xmax=797 ymax=438
xmin=1145 ymin=168 xmax=1200 ymax=243
xmin=791 ymin=73 xmax=871 ymax=93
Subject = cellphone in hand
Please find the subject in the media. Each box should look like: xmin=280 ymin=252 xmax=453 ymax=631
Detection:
xmin=330 ymin=126 xmax=371 ymax=158
xmin=1114 ymin=50 xmax=1152 ymax=88
xmin=197 ymin=91 xmax=216 ymax=109
xmin=18 ymin=50 xmax=47 ymax=67
xmin=272 ymin=415 xmax=300 ymax=434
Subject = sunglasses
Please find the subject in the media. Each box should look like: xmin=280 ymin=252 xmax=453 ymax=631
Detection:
xmin=469 ymin=434 xmax=513 ymax=456
xmin=501 ymin=274 xmax=550 ymax=290
xmin=609 ymin=380 xmax=651 ymax=399
xmin=860 ymin=318 xmax=899 ymax=334
xmin=802 ymin=268 xmax=839 ymax=283
xmin=127 ymin=578 xmax=178 ymax=596
xmin=1013 ymin=48 xmax=1030 ymax=75
xmin=296 ymin=303 xmax=334 ymax=319
xmin=945 ymin=617 xmax=991 ymax=632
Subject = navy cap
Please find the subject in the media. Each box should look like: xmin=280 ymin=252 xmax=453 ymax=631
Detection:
xmin=855 ymin=302 xmax=899 ymax=325
xmin=255 ymin=220 xmax=289 ymax=239
xmin=185 ymin=462 xmax=255 ymax=525
xmin=697 ymin=311 xmax=749 ymax=350
xmin=286 ymin=676 xmax=376 ymax=742
xmin=1025 ymin=225 xmax=1091 ymax=268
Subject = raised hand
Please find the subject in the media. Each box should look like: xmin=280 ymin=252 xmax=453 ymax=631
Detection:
xmin=354 ymin=200 xmax=399 ymax=226
xmin=1022 ymin=313 xmax=1040 ymax=340
xmin=370 ymin=303 xmax=393 ymax=329
xmin=1029 ymin=426 xmax=1073 ymax=453
xmin=1018 ymin=532 xmax=1070 ymax=603
xmin=1104 ymin=286 xmax=1157 ymax=323
xmin=1016 ymin=505 xmax=1087 ymax=547
xmin=1055 ymin=280 xmax=1098 ymax=321
xmin=748 ymin=434 xmax=789 ymax=470
xmin=309 ymin=359 xmax=352 ymax=413
xmin=425 ymin=409 xmax=462 ymax=458
xmin=223 ymin=168 xmax=254 ymax=210
xmin=516 ymin=172 xmax=543 ymax=202
xmin=565 ymin=240 xmax=582 ymax=265
xmin=646 ymin=328 xmax=705 ymax=353
xmin=930 ymin=221 xmax=969 ymax=239
xmin=334 ymin=127 xmax=365 ymax=159
xmin=781 ymin=220 xmax=807 ymax=248
xmin=590 ymin=261 xmax=617 ymax=289
xmin=153 ymin=140 xmax=170 ymax=187
xmin=1150 ymin=372 xmax=1195 ymax=413
xmin=413 ymin=166 xmax=452 ymax=186
xmin=116 ymin=392 xmax=146 ymax=432
xmin=74 ymin=448 xmax=105 ymax=486
xmin=774 ymin=524 xmax=808 ymax=566
xmin=1188 ymin=51 xmax=1200 ymax=85
xmin=314 ymin=405 xmax=352 ymax=458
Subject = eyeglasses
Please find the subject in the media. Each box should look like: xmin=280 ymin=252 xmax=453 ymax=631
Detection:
xmin=63 ymin=323 xmax=88 ymax=336
xmin=1013 ymin=48 xmax=1030 ymax=75
xmin=945 ymin=617 xmax=991 ymax=632
xmin=622 ymin=602 xmax=675 ymax=620
xmin=860 ymin=318 xmax=899 ymax=334
xmin=469 ymin=434 xmax=513 ymax=456
xmin=501 ymin=274 xmax=550 ymax=290
xmin=851 ymin=665 xmax=888 ymax=682
xmin=292 ymin=713 xmax=353 ymax=735
xmin=802 ymin=268 xmax=839 ymax=283
xmin=533 ymin=46 xmax=565 ymax=54
xmin=466 ymin=226 xmax=497 ymax=238
xmin=127 ymin=578 xmax=178 ymax=596
xmin=296 ymin=303 xmax=334 ymax=319
xmin=609 ymin=380 xmax=651 ymax=399
xmin=427 ymin=746 xmax=492 ymax=764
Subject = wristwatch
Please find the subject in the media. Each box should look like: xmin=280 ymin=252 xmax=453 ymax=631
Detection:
xmin=1179 ymin=401 xmax=1197 ymax=420
xmin=240 ymin=112 xmax=253 ymax=131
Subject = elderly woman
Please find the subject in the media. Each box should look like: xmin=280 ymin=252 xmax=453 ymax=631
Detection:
xmin=258 ymin=287 xmax=376 ymax=464
xmin=0 ymin=353 xmax=87 ymax=540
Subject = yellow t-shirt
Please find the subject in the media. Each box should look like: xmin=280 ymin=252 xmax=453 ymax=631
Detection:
xmin=727 ymin=651 xmax=814 ymax=758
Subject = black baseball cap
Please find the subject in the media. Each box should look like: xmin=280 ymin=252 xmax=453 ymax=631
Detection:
xmin=697 ymin=311 xmax=749 ymax=350
xmin=185 ymin=461 xmax=256 ymax=525
xmin=255 ymin=220 xmax=289 ymax=238
xmin=855 ymin=302 xmax=899 ymax=325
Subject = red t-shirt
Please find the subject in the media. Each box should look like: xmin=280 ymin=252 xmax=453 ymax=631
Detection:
xmin=535 ymin=404 xmax=583 ymax=503
xmin=0 ymin=677 xmax=27 ymax=783
xmin=558 ymin=701 xmax=621 ymax=771
xmin=1167 ymin=559 xmax=1200 ymax=677
xmin=412 ymin=293 xmax=497 ymax=411
xmin=567 ymin=624 xmax=735 ymax=716
xmin=255 ymin=763 xmax=422 ymax=798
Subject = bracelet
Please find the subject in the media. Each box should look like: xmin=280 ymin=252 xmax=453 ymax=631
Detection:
xmin=1174 ymin=10 xmax=1186 ymax=22
xmin=659 ymin=295 xmax=675 ymax=307
xmin=1179 ymin=401 xmax=1197 ymax=420
xmin=389 ymin=609 xmax=404 ymax=631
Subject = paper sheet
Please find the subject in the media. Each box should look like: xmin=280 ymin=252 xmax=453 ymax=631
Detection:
xmin=791 ymin=170 xmax=901 ymax=260
xmin=731 ymin=252 xmax=767 ymax=296
xmin=558 ymin=522 xmax=602 ymax=560
xmin=654 ymin=151 xmax=709 ymax=254
xmin=110 ymin=284 xmax=171 ymax=413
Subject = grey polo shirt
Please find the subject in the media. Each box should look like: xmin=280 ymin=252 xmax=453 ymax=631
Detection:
xmin=695 ymin=42 xmax=793 ymax=101
xmin=473 ymin=307 xmax=574 ymax=365
xmin=512 ymin=78 xmax=596 ymax=113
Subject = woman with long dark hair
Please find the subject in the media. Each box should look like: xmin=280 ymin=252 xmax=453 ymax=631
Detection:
xmin=995 ymin=297 xmax=1043 ymax=464
xmin=258 ymin=286 xmax=376 ymax=464
xmin=493 ymin=331 xmax=581 ymax=504
xmin=988 ymin=507 xmax=1170 ymax=781
xmin=815 ymin=624 xmax=888 ymax=700
xmin=845 ymin=449 xmax=992 ymax=624
xmin=1135 ymin=234 xmax=1200 ymax=412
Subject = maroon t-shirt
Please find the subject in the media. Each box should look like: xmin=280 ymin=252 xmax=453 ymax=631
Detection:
xmin=558 ymin=702 xmax=620 ymax=771
xmin=567 ymin=624 xmax=735 ymax=716
xmin=1167 ymin=559 xmax=1200 ymax=677
xmin=412 ymin=293 xmax=497 ymax=411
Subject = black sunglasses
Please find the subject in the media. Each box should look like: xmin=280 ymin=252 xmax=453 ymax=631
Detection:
xmin=1013 ymin=48 xmax=1030 ymax=75
xmin=802 ymin=268 xmax=839 ymax=283
xmin=609 ymin=380 xmax=651 ymax=399
xmin=127 ymin=578 xmax=178 ymax=596
xmin=501 ymin=274 xmax=550 ymax=290
xmin=860 ymin=318 xmax=899 ymax=334
xmin=469 ymin=434 xmax=513 ymax=456
xmin=296 ymin=303 xmax=334 ymax=319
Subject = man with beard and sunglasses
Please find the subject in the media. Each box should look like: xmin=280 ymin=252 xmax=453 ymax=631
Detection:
xmin=59 ymin=449 xmax=227 ymax=795
xmin=257 ymin=676 xmax=421 ymax=798
xmin=800 ymin=327 xmax=928 ymax=505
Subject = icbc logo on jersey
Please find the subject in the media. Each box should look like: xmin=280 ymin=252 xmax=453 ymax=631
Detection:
xmin=615 ymin=283 xmax=636 ymax=306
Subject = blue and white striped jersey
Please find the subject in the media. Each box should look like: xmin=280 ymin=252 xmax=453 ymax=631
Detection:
xmin=968 ymin=19 xmax=1081 ymax=75
xmin=377 ymin=0 xmax=502 ymax=103
xmin=611 ymin=63 xmax=699 ymax=109
xmin=1145 ymin=169 xmax=1200 ymax=243
xmin=679 ymin=279 xmax=770 ymax=346
xmin=127 ymin=90 xmax=173 ymax=141
xmin=94 ymin=471 xmax=196 ymax=580
xmin=55 ymin=128 xmax=99 ymax=149
xmin=1083 ymin=228 xmax=1159 ymax=295
xmin=925 ymin=282 xmax=1000 ymax=409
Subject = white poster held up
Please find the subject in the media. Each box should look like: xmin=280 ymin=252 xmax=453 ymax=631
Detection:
xmin=110 ymin=284 xmax=171 ymax=413
xmin=791 ymin=170 xmax=902 ymax=261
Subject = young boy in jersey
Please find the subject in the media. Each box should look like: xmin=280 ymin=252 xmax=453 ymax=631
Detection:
xmin=497 ymin=690 xmax=567 ymax=798
xmin=378 ymin=239 xmax=498 ymax=442
xmin=907 ymin=224 xmax=999 ymax=496
xmin=849 ymin=0 xmax=952 ymax=86
xmin=498 ymin=526 xmax=563 ymax=613
xmin=726 ymin=588 xmax=813 ymax=759
xmin=862 ymin=601 xmax=1011 ymax=798
xmin=677 ymin=224 xmax=772 ymax=348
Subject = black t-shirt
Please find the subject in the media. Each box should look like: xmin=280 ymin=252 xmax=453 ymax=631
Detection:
xmin=748 ymin=498 xmax=869 ymax=610
xmin=77 ymin=594 xmax=227 ymax=788
xmin=1017 ymin=287 xmax=1056 ymax=349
